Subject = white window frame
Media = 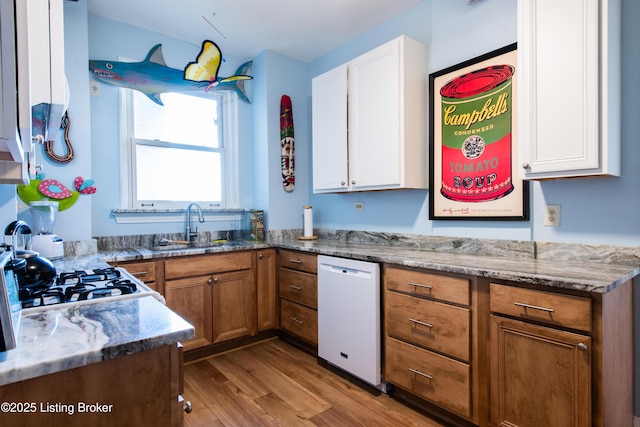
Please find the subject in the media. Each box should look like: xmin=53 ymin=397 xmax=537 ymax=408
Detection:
xmin=118 ymin=88 xmax=240 ymax=212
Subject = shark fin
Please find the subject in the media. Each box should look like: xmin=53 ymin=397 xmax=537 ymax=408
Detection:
xmin=144 ymin=44 xmax=167 ymax=67
xmin=232 ymin=61 xmax=253 ymax=103
xmin=145 ymin=92 xmax=164 ymax=106
xmin=235 ymin=61 xmax=253 ymax=77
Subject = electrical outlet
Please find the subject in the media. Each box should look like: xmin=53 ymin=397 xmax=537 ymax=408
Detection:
xmin=90 ymin=81 xmax=101 ymax=96
xmin=354 ymin=201 xmax=365 ymax=211
xmin=544 ymin=205 xmax=561 ymax=227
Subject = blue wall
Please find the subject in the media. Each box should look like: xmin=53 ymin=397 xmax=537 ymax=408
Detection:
xmin=306 ymin=0 xmax=640 ymax=247
xmin=1 ymin=0 xmax=637 ymax=248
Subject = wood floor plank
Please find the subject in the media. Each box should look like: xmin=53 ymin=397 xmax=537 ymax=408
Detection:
xmin=222 ymin=343 xmax=331 ymax=418
xmin=249 ymin=340 xmax=436 ymax=427
xmin=253 ymin=392 xmax=317 ymax=427
xmin=206 ymin=352 xmax=271 ymax=400
xmin=183 ymin=339 xmax=444 ymax=427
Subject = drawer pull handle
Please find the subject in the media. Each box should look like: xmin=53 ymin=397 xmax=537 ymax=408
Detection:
xmin=578 ymin=343 xmax=588 ymax=351
xmin=409 ymin=368 xmax=432 ymax=380
xmin=409 ymin=282 xmax=433 ymax=290
xmin=131 ymin=271 xmax=148 ymax=276
xmin=288 ymin=259 xmax=302 ymax=264
xmin=289 ymin=317 xmax=303 ymax=325
xmin=514 ymin=302 xmax=554 ymax=313
xmin=289 ymin=285 xmax=303 ymax=290
xmin=409 ymin=318 xmax=433 ymax=328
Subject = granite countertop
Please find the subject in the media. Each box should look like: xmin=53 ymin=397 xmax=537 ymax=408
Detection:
xmin=70 ymin=238 xmax=640 ymax=294
xmin=277 ymin=240 xmax=640 ymax=293
xmin=0 ymin=296 xmax=194 ymax=386
xmin=4 ymin=237 xmax=635 ymax=386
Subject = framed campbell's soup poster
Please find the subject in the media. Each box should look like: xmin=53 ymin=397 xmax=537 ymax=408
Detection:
xmin=428 ymin=43 xmax=529 ymax=221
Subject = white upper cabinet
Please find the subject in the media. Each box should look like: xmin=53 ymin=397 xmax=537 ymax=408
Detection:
xmin=312 ymin=35 xmax=428 ymax=193
xmin=16 ymin=0 xmax=66 ymax=149
xmin=518 ymin=0 xmax=621 ymax=180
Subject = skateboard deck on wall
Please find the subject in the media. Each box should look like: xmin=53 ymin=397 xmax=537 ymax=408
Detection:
xmin=280 ymin=95 xmax=295 ymax=192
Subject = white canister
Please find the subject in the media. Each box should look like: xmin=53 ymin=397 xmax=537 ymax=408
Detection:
xmin=303 ymin=206 xmax=313 ymax=237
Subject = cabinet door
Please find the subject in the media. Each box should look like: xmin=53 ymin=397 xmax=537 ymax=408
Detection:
xmin=518 ymin=0 xmax=620 ymax=179
xmin=490 ymin=315 xmax=590 ymax=427
xmin=256 ymin=249 xmax=277 ymax=332
xmin=211 ymin=269 xmax=255 ymax=343
xmin=348 ymin=39 xmax=401 ymax=189
xmin=312 ymin=64 xmax=349 ymax=192
xmin=165 ymin=276 xmax=213 ymax=351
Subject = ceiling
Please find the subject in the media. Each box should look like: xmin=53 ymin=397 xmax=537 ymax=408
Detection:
xmin=86 ymin=0 xmax=422 ymax=62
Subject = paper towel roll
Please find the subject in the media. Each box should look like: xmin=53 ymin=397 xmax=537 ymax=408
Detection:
xmin=303 ymin=206 xmax=313 ymax=237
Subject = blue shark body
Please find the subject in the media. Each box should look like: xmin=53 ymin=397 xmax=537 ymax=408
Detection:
xmin=89 ymin=44 xmax=252 ymax=104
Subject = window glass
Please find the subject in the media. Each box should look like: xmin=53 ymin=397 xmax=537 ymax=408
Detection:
xmin=132 ymin=91 xmax=219 ymax=148
xmin=123 ymin=89 xmax=236 ymax=209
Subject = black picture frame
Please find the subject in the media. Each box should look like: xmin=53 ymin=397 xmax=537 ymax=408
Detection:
xmin=428 ymin=43 xmax=529 ymax=221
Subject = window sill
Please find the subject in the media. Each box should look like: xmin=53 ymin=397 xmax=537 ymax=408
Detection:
xmin=111 ymin=208 xmax=246 ymax=224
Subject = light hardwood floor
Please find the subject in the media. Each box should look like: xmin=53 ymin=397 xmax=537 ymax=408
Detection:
xmin=183 ymin=338 xmax=445 ymax=427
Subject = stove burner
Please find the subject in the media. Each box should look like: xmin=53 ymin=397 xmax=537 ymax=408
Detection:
xmin=57 ymin=267 xmax=121 ymax=286
xmin=22 ymin=268 xmax=141 ymax=308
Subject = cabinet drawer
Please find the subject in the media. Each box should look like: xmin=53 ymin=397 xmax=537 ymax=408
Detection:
xmin=121 ymin=261 xmax=156 ymax=284
xmin=280 ymin=299 xmax=318 ymax=345
xmin=279 ymin=268 xmax=317 ymax=309
xmin=490 ymin=283 xmax=592 ymax=332
xmin=385 ymin=337 xmax=471 ymax=418
xmin=279 ymin=250 xmax=317 ymax=274
xmin=386 ymin=290 xmax=470 ymax=361
xmin=165 ymin=252 xmax=252 ymax=279
xmin=385 ymin=266 xmax=470 ymax=306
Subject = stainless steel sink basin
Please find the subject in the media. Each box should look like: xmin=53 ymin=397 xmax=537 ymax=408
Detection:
xmin=148 ymin=240 xmax=250 ymax=251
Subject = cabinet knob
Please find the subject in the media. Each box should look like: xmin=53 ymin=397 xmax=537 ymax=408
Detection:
xmin=212 ymin=277 xmax=219 ymax=283
xmin=258 ymin=253 xmax=263 ymax=259
xmin=183 ymin=400 xmax=193 ymax=413
xmin=351 ymin=180 xmax=356 ymax=185
xmin=522 ymin=162 xmax=531 ymax=169
xmin=577 ymin=343 xmax=588 ymax=351
xmin=341 ymin=181 xmax=346 ymax=186
xmin=207 ymin=278 xmax=212 ymax=284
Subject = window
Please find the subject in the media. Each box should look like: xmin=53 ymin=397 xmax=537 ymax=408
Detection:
xmin=120 ymin=89 xmax=239 ymax=209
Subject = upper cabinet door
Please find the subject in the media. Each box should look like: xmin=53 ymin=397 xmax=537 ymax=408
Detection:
xmin=312 ymin=64 xmax=349 ymax=192
xmin=312 ymin=35 xmax=428 ymax=193
xmin=348 ymin=39 xmax=401 ymax=190
xmin=518 ymin=0 xmax=621 ymax=179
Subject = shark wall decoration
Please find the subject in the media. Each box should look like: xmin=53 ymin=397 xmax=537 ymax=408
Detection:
xmin=89 ymin=40 xmax=253 ymax=104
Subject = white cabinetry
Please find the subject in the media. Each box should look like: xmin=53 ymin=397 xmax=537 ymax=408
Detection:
xmin=518 ymin=0 xmax=621 ymax=179
xmin=312 ymin=35 xmax=428 ymax=193
xmin=17 ymin=0 xmax=66 ymax=146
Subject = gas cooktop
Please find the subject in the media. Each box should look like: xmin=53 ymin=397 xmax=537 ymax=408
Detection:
xmin=20 ymin=266 xmax=162 ymax=310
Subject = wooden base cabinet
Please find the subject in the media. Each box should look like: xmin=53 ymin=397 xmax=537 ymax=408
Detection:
xmin=383 ymin=266 xmax=484 ymax=424
xmin=164 ymin=252 xmax=255 ymax=352
xmin=165 ymin=275 xmax=214 ymax=351
xmin=256 ymin=249 xmax=277 ymax=332
xmin=490 ymin=316 xmax=591 ymax=427
xmin=489 ymin=281 xmax=634 ymax=427
xmin=110 ymin=259 xmax=163 ymax=293
xmin=278 ymin=250 xmax=318 ymax=346
xmin=0 ymin=344 xmax=186 ymax=427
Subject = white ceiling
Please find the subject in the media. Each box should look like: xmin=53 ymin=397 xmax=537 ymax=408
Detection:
xmin=86 ymin=0 xmax=422 ymax=62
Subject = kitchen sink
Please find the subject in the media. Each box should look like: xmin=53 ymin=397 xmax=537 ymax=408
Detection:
xmin=148 ymin=240 xmax=251 ymax=251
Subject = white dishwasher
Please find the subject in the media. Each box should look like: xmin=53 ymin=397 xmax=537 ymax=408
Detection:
xmin=317 ymin=255 xmax=383 ymax=390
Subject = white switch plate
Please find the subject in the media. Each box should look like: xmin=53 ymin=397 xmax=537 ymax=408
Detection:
xmin=544 ymin=205 xmax=561 ymax=227
xmin=354 ymin=201 xmax=365 ymax=211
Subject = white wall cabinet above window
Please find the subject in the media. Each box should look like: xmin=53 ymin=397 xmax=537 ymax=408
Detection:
xmin=517 ymin=0 xmax=621 ymax=180
xmin=312 ymin=35 xmax=428 ymax=193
